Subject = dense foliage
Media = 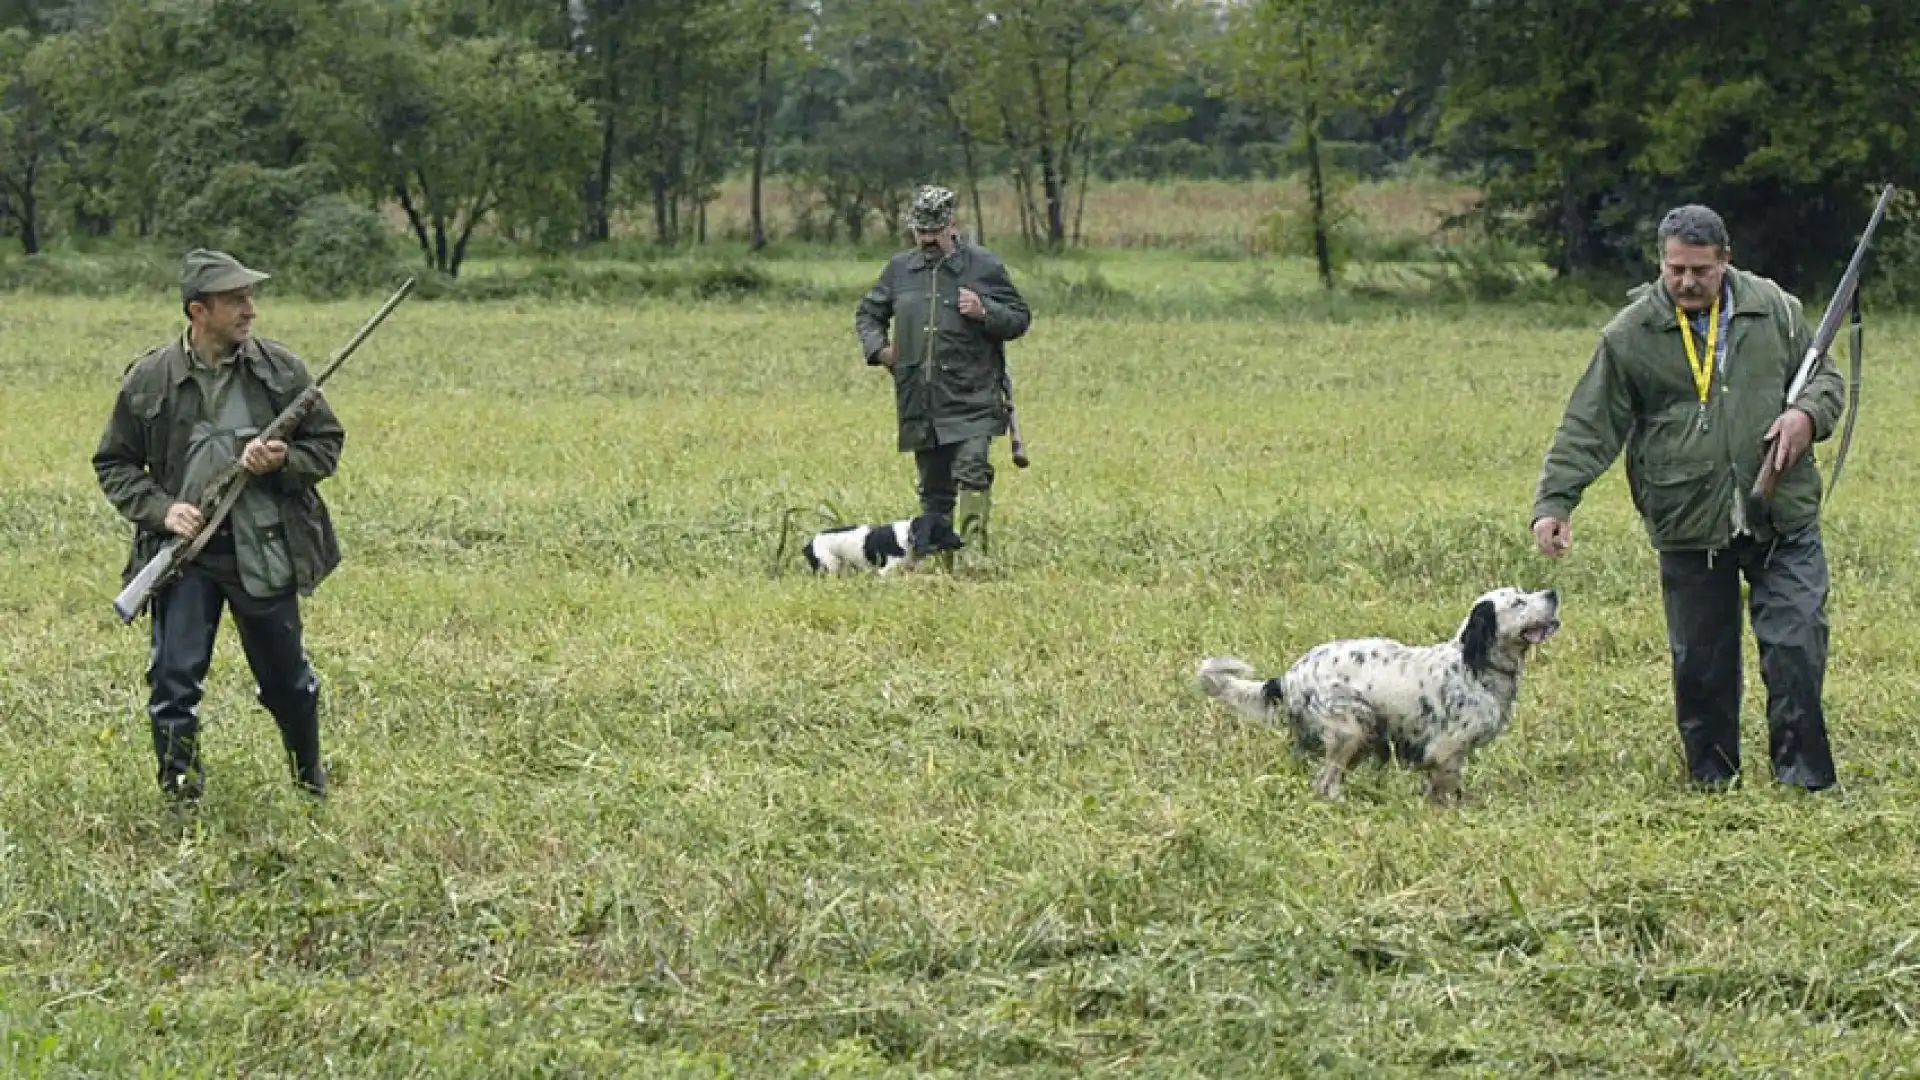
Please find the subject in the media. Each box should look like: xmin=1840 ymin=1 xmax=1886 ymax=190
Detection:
xmin=2 ymin=0 xmax=1917 ymax=293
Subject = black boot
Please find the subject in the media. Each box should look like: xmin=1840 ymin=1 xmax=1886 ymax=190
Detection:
xmin=267 ymin=677 xmax=327 ymax=798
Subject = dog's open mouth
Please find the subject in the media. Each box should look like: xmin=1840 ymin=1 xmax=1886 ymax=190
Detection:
xmin=1522 ymin=619 xmax=1561 ymax=645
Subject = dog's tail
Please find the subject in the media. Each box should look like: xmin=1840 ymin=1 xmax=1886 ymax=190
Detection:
xmin=1196 ymin=656 xmax=1283 ymax=722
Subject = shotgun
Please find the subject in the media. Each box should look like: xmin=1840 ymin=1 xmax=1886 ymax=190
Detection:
xmin=113 ymin=278 xmax=416 ymax=623
xmin=1752 ymin=184 xmax=1895 ymax=503
xmin=1003 ymin=362 xmax=1030 ymax=469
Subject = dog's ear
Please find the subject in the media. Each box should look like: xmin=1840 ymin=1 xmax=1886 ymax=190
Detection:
xmin=1460 ymin=599 xmax=1499 ymax=674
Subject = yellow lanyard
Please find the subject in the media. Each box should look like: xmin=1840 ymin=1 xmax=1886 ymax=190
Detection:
xmin=1676 ymin=292 xmax=1720 ymax=405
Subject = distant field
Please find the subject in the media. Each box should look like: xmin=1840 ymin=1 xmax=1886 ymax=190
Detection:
xmin=4 ymin=252 xmax=1920 ymax=1076
xmin=689 ymin=175 xmax=1479 ymax=253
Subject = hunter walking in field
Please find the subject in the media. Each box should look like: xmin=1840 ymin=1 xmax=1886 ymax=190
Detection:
xmin=1531 ymin=205 xmax=1845 ymax=791
xmin=92 ymin=249 xmax=346 ymax=802
xmin=855 ymin=185 xmax=1032 ymax=570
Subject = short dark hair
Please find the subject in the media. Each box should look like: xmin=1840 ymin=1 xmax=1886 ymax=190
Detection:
xmin=1658 ymin=204 xmax=1731 ymax=252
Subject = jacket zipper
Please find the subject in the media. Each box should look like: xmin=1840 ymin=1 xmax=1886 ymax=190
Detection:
xmin=923 ymin=255 xmax=943 ymax=386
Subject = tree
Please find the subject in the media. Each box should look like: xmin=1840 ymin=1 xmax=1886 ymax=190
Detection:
xmin=312 ymin=30 xmax=597 ymax=276
xmin=0 ymin=28 xmax=59 ymax=253
xmin=1228 ymin=0 xmax=1384 ymax=287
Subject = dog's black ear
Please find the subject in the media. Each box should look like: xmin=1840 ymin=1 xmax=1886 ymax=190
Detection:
xmin=865 ymin=526 xmax=906 ymax=564
xmin=1461 ymin=599 xmax=1498 ymax=674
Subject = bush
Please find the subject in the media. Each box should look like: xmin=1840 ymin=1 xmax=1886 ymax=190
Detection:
xmin=1863 ymin=186 xmax=1920 ymax=311
xmin=164 ymin=162 xmax=336 ymax=268
xmin=284 ymin=195 xmax=406 ymax=298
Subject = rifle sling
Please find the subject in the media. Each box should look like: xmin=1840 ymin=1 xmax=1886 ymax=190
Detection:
xmin=1824 ymin=290 xmax=1864 ymax=504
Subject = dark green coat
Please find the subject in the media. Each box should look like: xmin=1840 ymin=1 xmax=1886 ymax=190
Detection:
xmin=855 ymin=242 xmax=1031 ymax=451
xmin=1533 ymin=268 xmax=1845 ymax=551
xmin=93 ymin=334 xmax=345 ymax=596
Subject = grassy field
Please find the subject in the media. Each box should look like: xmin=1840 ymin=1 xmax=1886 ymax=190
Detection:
xmin=4 ymin=248 xmax=1920 ymax=1077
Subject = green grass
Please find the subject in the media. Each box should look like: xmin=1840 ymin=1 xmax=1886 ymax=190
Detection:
xmin=4 ymin=251 xmax=1920 ymax=1076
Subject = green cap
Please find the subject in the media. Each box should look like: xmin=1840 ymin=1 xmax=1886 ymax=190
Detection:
xmin=180 ymin=248 xmax=269 ymax=303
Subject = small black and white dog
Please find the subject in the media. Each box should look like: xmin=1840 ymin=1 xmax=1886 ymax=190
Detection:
xmin=802 ymin=514 xmax=965 ymax=575
xmin=1196 ymin=587 xmax=1561 ymax=804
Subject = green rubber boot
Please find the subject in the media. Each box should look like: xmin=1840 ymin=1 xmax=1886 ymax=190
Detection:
xmin=953 ymin=488 xmax=993 ymax=574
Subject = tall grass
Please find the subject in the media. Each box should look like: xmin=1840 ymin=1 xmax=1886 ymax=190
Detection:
xmin=4 ymin=261 xmax=1919 ymax=1075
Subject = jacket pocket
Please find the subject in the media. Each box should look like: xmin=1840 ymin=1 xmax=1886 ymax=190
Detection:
xmin=1635 ymin=460 xmax=1718 ymax=541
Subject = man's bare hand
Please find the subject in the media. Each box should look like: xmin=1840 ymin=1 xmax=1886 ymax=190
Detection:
xmin=1762 ymin=408 xmax=1815 ymax=475
xmin=876 ymin=344 xmax=897 ymax=369
xmin=1532 ymin=517 xmax=1572 ymax=560
xmin=165 ymin=502 xmax=205 ymax=539
xmin=241 ymin=437 xmax=288 ymax=475
xmin=957 ymin=288 xmax=986 ymax=321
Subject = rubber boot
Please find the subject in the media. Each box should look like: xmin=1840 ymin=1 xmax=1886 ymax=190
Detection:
xmin=953 ymin=487 xmax=993 ymax=574
xmin=268 ymin=678 xmax=327 ymax=799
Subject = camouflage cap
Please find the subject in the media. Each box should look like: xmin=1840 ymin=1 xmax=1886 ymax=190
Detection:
xmin=907 ymin=185 xmax=957 ymax=232
xmin=180 ymin=248 xmax=270 ymax=303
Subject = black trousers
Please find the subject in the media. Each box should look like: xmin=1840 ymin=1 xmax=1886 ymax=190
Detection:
xmin=913 ymin=436 xmax=994 ymax=517
xmin=147 ymin=559 xmax=322 ymax=796
xmin=1658 ymin=525 xmax=1836 ymax=790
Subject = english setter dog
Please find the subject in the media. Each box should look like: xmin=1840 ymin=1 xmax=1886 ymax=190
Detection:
xmin=1196 ymin=587 xmax=1560 ymax=804
xmin=802 ymin=514 xmax=964 ymax=575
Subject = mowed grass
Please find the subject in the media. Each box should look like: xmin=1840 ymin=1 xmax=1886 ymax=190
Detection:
xmin=4 ymin=252 xmax=1920 ymax=1076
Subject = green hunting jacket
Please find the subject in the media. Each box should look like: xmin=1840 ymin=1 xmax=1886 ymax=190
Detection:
xmin=855 ymin=241 xmax=1032 ymax=451
xmin=92 ymin=333 xmax=345 ymax=596
xmin=1533 ymin=268 xmax=1845 ymax=552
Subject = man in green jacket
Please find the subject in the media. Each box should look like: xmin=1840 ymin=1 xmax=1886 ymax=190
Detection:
xmin=856 ymin=185 xmax=1032 ymax=567
xmin=93 ymin=249 xmax=346 ymax=802
xmin=1531 ymin=205 xmax=1843 ymax=791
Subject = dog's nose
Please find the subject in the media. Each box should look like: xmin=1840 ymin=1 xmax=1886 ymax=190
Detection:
xmin=1544 ymin=588 xmax=1559 ymax=604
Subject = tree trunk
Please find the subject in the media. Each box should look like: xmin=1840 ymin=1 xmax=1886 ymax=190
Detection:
xmin=449 ymin=194 xmax=493 ymax=279
xmin=1305 ymin=114 xmax=1333 ymax=290
xmin=1027 ymin=61 xmax=1066 ymax=249
xmin=1556 ymin=164 xmax=1590 ymax=276
xmin=749 ymin=43 xmax=771 ymax=251
xmin=960 ymin=127 xmax=985 ymax=245
xmin=1072 ymin=136 xmax=1094 ymax=248
xmin=587 ymin=109 xmax=616 ymax=243
xmin=1302 ymin=36 xmax=1334 ymax=290
xmin=396 ymin=183 xmax=434 ymax=268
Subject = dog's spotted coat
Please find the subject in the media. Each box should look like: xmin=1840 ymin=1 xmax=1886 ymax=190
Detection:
xmin=1197 ymin=587 xmax=1561 ymax=803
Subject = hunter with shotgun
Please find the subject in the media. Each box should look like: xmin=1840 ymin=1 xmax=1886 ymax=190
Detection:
xmin=92 ymin=249 xmax=412 ymax=803
xmin=1530 ymin=188 xmax=1894 ymax=792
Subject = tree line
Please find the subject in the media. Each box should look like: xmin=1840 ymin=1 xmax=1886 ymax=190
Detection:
xmin=2 ymin=0 xmax=1917 ymax=295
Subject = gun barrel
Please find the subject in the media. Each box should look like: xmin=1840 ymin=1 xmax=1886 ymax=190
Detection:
xmin=1785 ymin=184 xmax=1895 ymax=406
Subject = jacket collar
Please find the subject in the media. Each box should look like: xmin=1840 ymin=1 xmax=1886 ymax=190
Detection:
xmin=907 ymin=242 xmax=967 ymax=272
xmin=165 ymin=330 xmax=271 ymax=385
xmin=1643 ymin=268 xmax=1770 ymax=331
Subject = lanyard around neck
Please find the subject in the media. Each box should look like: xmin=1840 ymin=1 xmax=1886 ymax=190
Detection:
xmin=1676 ymin=291 xmax=1721 ymax=405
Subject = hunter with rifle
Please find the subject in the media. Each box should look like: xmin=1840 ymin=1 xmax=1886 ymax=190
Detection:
xmin=1530 ymin=191 xmax=1894 ymax=792
xmin=91 ymin=249 xmax=410 ymax=803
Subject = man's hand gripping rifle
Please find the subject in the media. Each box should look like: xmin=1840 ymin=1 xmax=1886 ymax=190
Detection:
xmin=112 ymin=278 xmax=417 ymax=624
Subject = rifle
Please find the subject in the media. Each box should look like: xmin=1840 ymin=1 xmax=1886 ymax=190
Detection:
xmin=113 ymin=278 xmax=416 ymax=624
xmin=1003 ymin=363 xmax=1031 ymax=469
xmin=1751 ymin=184 xmax=1895 ymax=503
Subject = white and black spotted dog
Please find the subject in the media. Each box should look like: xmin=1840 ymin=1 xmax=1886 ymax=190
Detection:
xmin=802 ymin=514 xmax=965 ymax=575
xmin=1196 ymin=587 xmax=1561 ymax=804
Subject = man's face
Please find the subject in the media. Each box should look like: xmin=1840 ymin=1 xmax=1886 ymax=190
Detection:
xmin=1661 ymin=238 xmax=1728 ymax=313
xmin=192 ymin=287 xmax=257 ymax=350
xmin=913 ymin=224 xmax=954 ymax=252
